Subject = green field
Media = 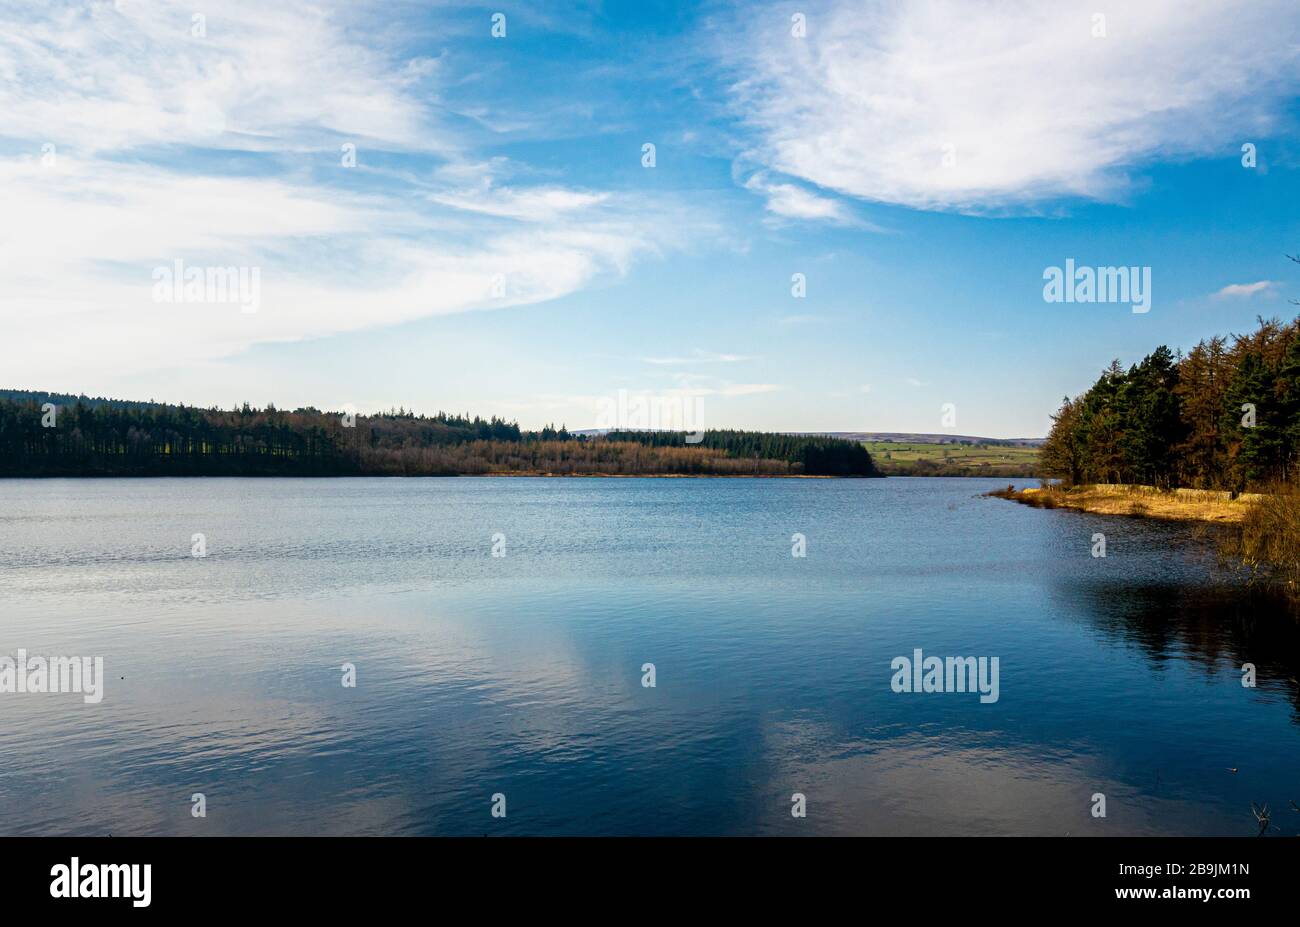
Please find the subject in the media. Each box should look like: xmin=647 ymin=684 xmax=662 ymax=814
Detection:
xmin=864 ymin=441 xmax=1040 ymax=477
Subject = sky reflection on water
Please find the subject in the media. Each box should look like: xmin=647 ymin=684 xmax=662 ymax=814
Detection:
xmin=1 ymin=477 xmax=1296 ymax=835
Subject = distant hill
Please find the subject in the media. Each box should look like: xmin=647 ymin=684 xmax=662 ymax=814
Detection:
xmin=861 ymin=438 xmax=1040 ymax=477
xmin=577 ymin=428 xmax=1044 ymax=446
xmin=583 ymin=429 xmax=1045 ymax=476
xmin=795 ymin=432 xmax=1045 ymax=447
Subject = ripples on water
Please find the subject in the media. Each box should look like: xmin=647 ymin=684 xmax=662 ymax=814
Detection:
xmin=0 ymin=477 xmax=1296 ymax=835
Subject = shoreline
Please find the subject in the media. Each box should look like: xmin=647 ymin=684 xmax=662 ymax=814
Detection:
xmin=0 ymin=471 xmax=861 ymax=480
xmin=988 ymin=483 xmax=1265 ymax=523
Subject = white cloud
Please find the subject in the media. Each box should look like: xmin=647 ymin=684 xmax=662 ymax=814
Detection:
xmin=0 ymin=1 xmax=714 ymax=385
xmin=742 ymin=172 xmax=853 ymax=223
xmin=727 ymin=0 xmax=1300 ymax=212
xmin=0 ymin=155 xmax=704 ymax=382
xmin=428 ymin=187 xmax=610 ymax=222
xmin=1212 ymin=281 xmax=1277 ymax=299
xmin=615 ymin=380 xmax=782 ymax=399
xmin=641 ymin=350 xmax=757 ymax=365
xmin=527 ymin=384 xmax=782 ymax=432
xmin=761 ymin=182 xmax=850 ymax=222
xmin=716 ymin=383 xmax=781 ymax=397
xmin=0 ymin=0 xmax=441 ymax=155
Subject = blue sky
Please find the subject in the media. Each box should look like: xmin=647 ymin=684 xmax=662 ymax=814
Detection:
xmin=1 ymin=0 xmax=1298 ymax=437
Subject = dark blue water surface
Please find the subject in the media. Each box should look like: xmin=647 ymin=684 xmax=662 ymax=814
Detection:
xmin=1 ymin=476 xmax=1297 ymax=835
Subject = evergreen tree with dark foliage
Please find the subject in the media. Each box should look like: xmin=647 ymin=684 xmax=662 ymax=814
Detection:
xmin=1042 ymin=313 xmax=1300 ymax=491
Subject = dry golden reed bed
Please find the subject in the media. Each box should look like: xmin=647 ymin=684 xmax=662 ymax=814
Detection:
xmin=989 ymin=483 xmax=1265 ymax=523
xmin=991 ymin=482 xmax=1300 ymax=593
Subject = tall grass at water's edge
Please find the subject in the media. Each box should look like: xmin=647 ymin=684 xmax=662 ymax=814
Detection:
xmin=1218 ymin=483 xmax=1300 ymax=593
xmin=987 ymin=482 xmax=1300 ymax=599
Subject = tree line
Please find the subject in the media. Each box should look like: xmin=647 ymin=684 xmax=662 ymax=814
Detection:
xmin=0 ymin=392 xmax=878 ymax=477
xmin=603 ymin=429 xmax=879 ymax=476
xmin=1040 ymin=315 xmax=1300 ymax=491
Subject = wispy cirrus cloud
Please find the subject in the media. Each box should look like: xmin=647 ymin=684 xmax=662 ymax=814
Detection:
xmin=0 ymin=0 xmax=444 ymax=155
xmin=1212 ymin=281 xmax=1278 ymax=299
xmin=0 ymin=154 xmax=710 ymax=383
xmin=663 ymin=372 xmax=782 ymax=397
xmin=741 ymin=171 xmax=856 ymax=225
xmin=725 ymin=0 xmax=1300 ymax=212
xmin=0 ymin=0 xmax=715 ymax=385
xmin=427 ymin=187 xmax=611 ymax=221
xmin=711 ymin=382 xmax=781 ymax=397
xmin=641 ymin=350 xmax=758 ymax=366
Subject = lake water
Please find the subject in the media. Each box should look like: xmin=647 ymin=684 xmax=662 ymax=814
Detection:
xmin=1 ymin=476 xmax=1297 ymax=836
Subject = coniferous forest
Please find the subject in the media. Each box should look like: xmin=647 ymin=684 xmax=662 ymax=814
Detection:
xmin=1039 ymin=315 xmax=1300 ymax=492
xmin=0 ymin=390 xmax=880 ymax=478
